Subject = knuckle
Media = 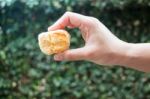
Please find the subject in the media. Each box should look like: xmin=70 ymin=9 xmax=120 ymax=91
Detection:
xmin=65 ymin=52 xmax=74 ymax=60
xmin=87 ymin=17 xmax=100 ymax=27
xmin=65 ymin=11 xmax=72 ymax=16
xmin=89 ymin=17 xmax=99 ymax=22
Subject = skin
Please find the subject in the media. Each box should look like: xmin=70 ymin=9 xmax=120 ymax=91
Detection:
xmin=48 ymin=12 xmax=150 ymax=73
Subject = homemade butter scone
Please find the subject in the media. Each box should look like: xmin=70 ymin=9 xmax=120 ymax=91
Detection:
xmin=38 ymin=30 xmax=70 ymax=55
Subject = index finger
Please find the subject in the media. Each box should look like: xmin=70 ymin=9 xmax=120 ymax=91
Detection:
xmin=48 ymin=12 xmax=88 ymax=31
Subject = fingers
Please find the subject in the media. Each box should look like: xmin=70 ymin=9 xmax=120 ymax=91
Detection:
xmin=48 ymin=12 xmax=88 ymax=31
xmin=48 ymin=12 xmax=98 ymax=61
xmin=54 ymin=47 xmax=92 ymax=61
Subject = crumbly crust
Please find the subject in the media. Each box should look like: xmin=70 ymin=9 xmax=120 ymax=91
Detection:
xmin=38 ymin=30 xmax=70 ymax=55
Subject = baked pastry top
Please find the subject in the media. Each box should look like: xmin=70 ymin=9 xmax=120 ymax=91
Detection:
xmin=38 ymin=30 xmax=70 ymax=55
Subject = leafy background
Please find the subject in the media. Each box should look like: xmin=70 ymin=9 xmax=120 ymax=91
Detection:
xmin=0 ymin=0 xmax=150 ymax=99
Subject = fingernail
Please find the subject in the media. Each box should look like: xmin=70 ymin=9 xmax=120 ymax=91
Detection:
xmin=54 ymin=55 xmax=63 ymax=61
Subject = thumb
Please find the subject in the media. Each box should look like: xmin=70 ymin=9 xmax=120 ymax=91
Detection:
xmin=54 ymin=47 xmax=90 ymax=61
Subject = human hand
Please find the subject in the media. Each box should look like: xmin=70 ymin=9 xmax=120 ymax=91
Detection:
xmin=48 ymin=12 xmax=128 ymax=66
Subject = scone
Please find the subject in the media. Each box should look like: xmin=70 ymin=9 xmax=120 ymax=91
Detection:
xmin=38 ymin=30 xmax=70 ymax=55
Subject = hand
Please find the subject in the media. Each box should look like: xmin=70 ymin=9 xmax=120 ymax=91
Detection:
xmin=48 ymin=12 xmax=128 ymax=66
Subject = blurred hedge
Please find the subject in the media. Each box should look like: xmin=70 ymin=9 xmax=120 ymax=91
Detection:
xmin=0 ymin=0 xmax=150 ymax=99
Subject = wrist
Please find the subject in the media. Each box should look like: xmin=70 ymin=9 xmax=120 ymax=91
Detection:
xmin=112 ymin=41 xmax=133 ymax=66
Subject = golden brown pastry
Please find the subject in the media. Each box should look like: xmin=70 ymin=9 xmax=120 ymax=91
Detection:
xmin=38 ymin=30 xmax=70 ymax=55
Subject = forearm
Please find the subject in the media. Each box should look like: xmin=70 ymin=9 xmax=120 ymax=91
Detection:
xmin=116 ymin=42 xmax=150 ymax=72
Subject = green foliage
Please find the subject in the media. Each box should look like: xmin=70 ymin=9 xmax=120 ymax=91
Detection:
xmin=0 ymin=0 xmax=150 ymax=99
